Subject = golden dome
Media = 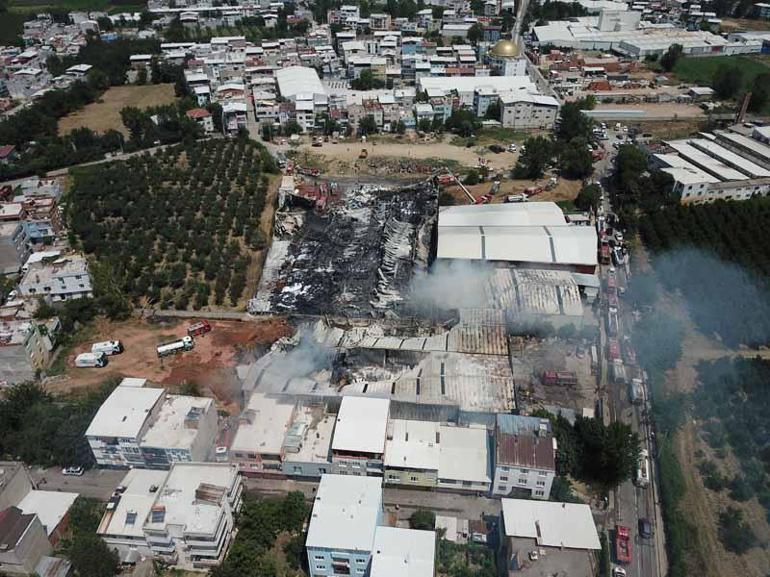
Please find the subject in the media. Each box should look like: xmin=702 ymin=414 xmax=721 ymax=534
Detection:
xmin=489 ymin=39 xmax=520 ymax=58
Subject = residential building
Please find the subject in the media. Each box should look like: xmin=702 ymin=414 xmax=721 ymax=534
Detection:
xmin=12 ymin=221 xmax=57 ymax=271
xmin=97 ymin=468 xmax=169 ymax=561
xmin=282 ymin=405 xmax=336 ymax=478
xmin=305 ymin=475 xmax=383 ymax=577
xmin=185 ymin=108 xmax=214 ymax=133
xmin=384 ymin=420 xmax=440 ymax=488
xmin=501 ymin=499 xmax=601 ymax=576
xmin=141 ymin=463 xmax=242 ymax=570
xmin=0 ymin=318 xmax=61 ymax=385
xmin=500 ymin=92 xmax=560 ymax=130
xmin=85 ymin=383 xmax=166 ymax=468
xmin=17 ymin=491 xmax=78 ymax=546
xmin=230 ymin=393 xmax=295 ymax=475
xmin=437 ymin=424 xmax=493 ymax=493
xmin=331 ymin=397 xmax=390 ymax=476
xmin=139 ymin=395 xmax=218 ymax=468
xmin=0 ymin=507 xmax=52 ymax=575
xmin=370 ymin=527 xmax=435 ymax=577
xmin=493 ymin=415 xmax=557 ymax=500
xmin=18 ymin=254 xmax=92 ymax=302
xmin=0 ymin=463 xmax=33 ymax=513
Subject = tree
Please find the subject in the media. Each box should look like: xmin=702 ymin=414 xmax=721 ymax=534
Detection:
xmin=575 ymin=183 xmax=600 ymax=211
xmin=557 ymin=99 xmax=594 ymax=141
xmin=573 ymin=417 xmax=640 ymax=488
xmin=409 ymin=509 xmax=435 ymax=530
xmin=351 ymin=69 xmax=384 ymax=90
xmin=660 ymin=43 xmax=683 ymax=72
xmin=485 ymin=99 xmax=501 ymax=120
xmin=748 ymin=72 xmax=770 ymax=112
xmin=513 ymin=136 xmax=553 ymax=179
xmin=445 ymin=108 xmax=481 ymax=137
xmin=418 ymin=118 xmax=432 ymax=133
xmin=467 ymin=23 xmax=483 ymax=44
xmin=718 ymin=507 xmax=758 ymax=554
xmin=464 ymin=168 xmax=480 ymax=185
xmin=712 ymin=64 xmax=743 ymax=100
xmin=394 ymin=119 xmax=406 ymax=134
xmin=558 ymin=138 xmax=593 ymax=179
xmin=67 ymin=532 xmax=120 ymax=577
xmin=359 ymin=115 xmax=378 ymax=136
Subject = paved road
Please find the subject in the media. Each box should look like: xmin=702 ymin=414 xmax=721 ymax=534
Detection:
xmin=597 ymin=129 xmax=667 ymax=577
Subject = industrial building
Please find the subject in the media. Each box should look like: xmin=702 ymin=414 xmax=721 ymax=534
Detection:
xmin=652 ymin=126 xmax=770 ymax=203
xmin=435 ymin=203 xmax=598 ymax=275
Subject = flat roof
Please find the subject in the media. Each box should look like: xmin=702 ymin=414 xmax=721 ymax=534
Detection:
xmin=85 ymin=385 xmax=164 ymax=439
xmin=332 ymin=397 xmax=390 ymax=455
xmin=384 ymin=420 xmax=440 ymax=471
xmin=438 ymin=202 xmax=567 ymax=228
xmin=689 ymin=138 xmax=770 ymax=177
xmin=98 ymin=468 xmax=169 ymax=538
xmin=145 ymin=463 xmax=238 ymax=536
xmin=231 ymin=393 xmax=295 ymax=455
xmin=437 ymin=424 xmax=491 ymax=484
xmin=717 ymin=130 xmax=770 ymax=162
xmin=418 ymin=75 xmax=537 ymax=94
xmin=275 ymin=65 xmax=326 ymax=100
xmin=305 ymin=474 xmax=382 ymax=551
xmin=17 ymin=490 xmax=78 ymax=536
xmin=371 ymin=527 xmax=436 ymax=577
xmin=139 ymin=394 xmax=213 ymax=451
xmin=283 ymin=406 xmax=336 ymax=464
xmin=501 ymin=499 xmax=601 ymax=550
xmin=666 ymin=140 xmax=749 ymax=181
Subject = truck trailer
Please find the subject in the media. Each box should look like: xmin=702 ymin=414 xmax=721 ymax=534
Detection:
xmin=156 ymin=336 xmax=195 ymax=358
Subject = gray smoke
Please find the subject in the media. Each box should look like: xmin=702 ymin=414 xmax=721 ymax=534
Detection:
xmin=407 ymin=260 xmax=495 ymax=312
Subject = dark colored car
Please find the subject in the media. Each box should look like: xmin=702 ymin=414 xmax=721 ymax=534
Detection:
xmin=638 ymin=518 xmax=653 ymax=539
xmin=488 ymin=144 xmax=505 ymax=153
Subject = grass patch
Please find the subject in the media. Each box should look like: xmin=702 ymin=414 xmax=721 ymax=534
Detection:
xmin=672 ymin=55 xmax=770 ymax=90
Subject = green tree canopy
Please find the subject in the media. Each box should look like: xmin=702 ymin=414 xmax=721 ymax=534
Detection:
xmin=513 ymin=136 xmax=553 ymax=179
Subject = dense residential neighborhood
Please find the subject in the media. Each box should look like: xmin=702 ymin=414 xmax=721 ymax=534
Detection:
xmin=0 ymin=0 xmax=769 ymax=576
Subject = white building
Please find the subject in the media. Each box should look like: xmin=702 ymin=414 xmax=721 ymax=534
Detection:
xmin=492 ymin=415 xmax=556 ymax=500
xmin=142 ymin=463 xmax=242 ymax=570
xmin=437 ymin=424 xmax=492 ymax=493
xmin=370 ymin=527 xmax=436 ymax=577
xmin=500 ymin=92 xmax=560 ymax=130
xmin=331 ymin=397 xmax=390 ymax=476
xmin=86 ymin=383 xmax=166 ymax=468
xmin=306 ymin=475 xmax=384 ymax=577
xmin=282 ymin=405 xmax=336 ymax=478
xmin=18 ymin=254 xmax=92 ymax=302
xmin=230 ymin=393 xmax=296 ymax=474
xmin=17 ymin=490 xmax=78 ymax=545
xmin=138 ymin=395 xmax=218 ymax=468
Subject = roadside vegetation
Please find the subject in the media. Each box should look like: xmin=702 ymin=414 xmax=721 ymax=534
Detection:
xmin=210 ymin=492 xmax=308 ymax=577
xmin=58 ymin=496 xmax=119 ymax=577
xmin=0 ymin=379 xmax=118 ymax=467
xmin=68 ymin=137 xmax=277 ymax=310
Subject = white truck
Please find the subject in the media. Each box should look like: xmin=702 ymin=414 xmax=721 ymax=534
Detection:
xmin=635 ymin=449 xmax=650 ymax=488
xmin=75 ymin=352 xmax=107 ymax=368
xmin=91 ymin=340 xmax=123 ymax=355
xmin=156 ymin=336 xmax=195 ymax=359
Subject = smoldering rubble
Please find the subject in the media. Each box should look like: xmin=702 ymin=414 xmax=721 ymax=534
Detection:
xmin=250 ymin=180 xmax=437 ymax=317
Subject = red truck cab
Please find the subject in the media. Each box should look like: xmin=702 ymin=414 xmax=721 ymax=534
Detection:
xmin=188 ymin=320 xmax=212 ymax=337
xmin=615 ymin=525 xmax=632 ymax=564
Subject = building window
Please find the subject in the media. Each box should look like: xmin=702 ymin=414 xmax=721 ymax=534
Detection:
xmin=518 ymin=478 xmax=527 ymax=485
xmin=520 ymin=469 xmax=529 ymax=474
xmin=315 ymin=555 xmax=324 ymax=561
xmin=536 ymin=480 xmax=546 ymax=487
xmin=538 ymin=470 xmax=548 ymax=477
xmin=499 ymin=475 xmax=508 ymax=482
xmin=498 ymin=485 xmax=507 ymax=492
xmin=535 ymin=490 xmax=545 ymax=496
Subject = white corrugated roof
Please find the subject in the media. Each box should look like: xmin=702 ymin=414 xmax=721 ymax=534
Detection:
xmin=85 ymin=385 xmax=164 ymax=439
xmin=371 ymin=527 xmax=436 ymax=577
xmin=305 ymin=475 xmax=382 ymax=551
xmin=438 ymin=202 xmax=567 ymax=227
xmin=502 ymin=499 xmax=601 ymax=550
xmin=275 ymin=65 xmax=326 ymax=100
xmin=332 ymin=397 xmax=390 ymax=454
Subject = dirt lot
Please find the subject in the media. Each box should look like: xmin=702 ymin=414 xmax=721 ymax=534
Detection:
xmin=721 ymin=17 xmax=770 ymax=31
xmin=291 ymin=134 xmax=519 ymax=174
xmin=58 ymin=84 xmax=178 ymax=136
xmin=638 ymin=118 xmax=706 ymax=140
xmin=594 ymin=102 xmax=705 ymax=119
xmin=49 ymin=317 xmax=291 ymax=413
xmin=440 ymin=176 xmax=582 ymax=205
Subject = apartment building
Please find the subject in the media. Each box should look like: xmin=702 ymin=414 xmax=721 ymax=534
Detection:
xmin=0 ymin=507 xmax=52 ymax=575
xmin=331 ymin=397 xmax=390 ymax=476
xmin=281 ymin=405 xmax=336 ymax=478
xmin=492 ymin=415 xmax=556 ymax=500
xmin=17 ymin=254 xmax=92 ymax=302
xmin=384 ymin=420 xmax=440 ymax=488
xmin=230 ymin=393 xmax=295 ymax=474
xmin=500 ymin=92 xmax=560 ymax=129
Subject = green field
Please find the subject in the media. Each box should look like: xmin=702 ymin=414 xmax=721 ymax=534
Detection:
xmin=0 ymin=10 xmax=27 ymax=44
xmin=672 ymin=55 xmax=770 ymax=90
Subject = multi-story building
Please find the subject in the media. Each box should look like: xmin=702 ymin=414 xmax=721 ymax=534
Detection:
xmin=86 ymin=382 xmax=166 ymax=468
xmin=86 ymin=380 xmax=217 ymax=470
xmin=0 ymin=463 xmax=33 ymax=513
xmin=17 ymin=253 xmax=92 ymax=302
xmin=12 ymin=220 xmax=56 ymax=265
xmin=98 ymin=463 xmax=242 ymax=570
xmin=384 ymin=420 xmax=439 ymax=488
xmin=305 ymin=475 xmax=383 ymax=577
xmin=230 ymin=393 xmax=295 ymax=475
xmin=437 ymin=424 xmax=493 ymax=494
xmin=499 ymin=92 xmax=560 ymax=129
xmin=331 ymin=397 xmax=390 ymax=476
xmin=0 ymin=507 xmax=52 ymax=575
xmin=281 ymin=405 xmax=336 ymax=478
xmin=492 ymin=415 xmax=556 ymax=500
xmin=139 ymin=395 xmax=218 ymax=468
xmin=142 ymin=463 xmax=242 ymax=570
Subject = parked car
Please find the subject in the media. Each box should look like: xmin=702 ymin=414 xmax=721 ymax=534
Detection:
xmin=507 ymin=143 xmax=517 ymax=152
xmin=638 ymin=518 xmax=653 ymax=539
xmin=488 ymin=144 xmax=505 ymax=153
xmin=62 ymin=466 xmax=84 ymax=476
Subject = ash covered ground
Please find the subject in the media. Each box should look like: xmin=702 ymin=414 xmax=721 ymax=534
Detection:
xmin=251 ymin=179 xmax=437 ymax=317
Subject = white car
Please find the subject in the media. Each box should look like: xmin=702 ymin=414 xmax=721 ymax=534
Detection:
xmin=62 ymin=466 xmax=84 ymax=476
xmin=507 ymin=143 xmax=517 ymax=152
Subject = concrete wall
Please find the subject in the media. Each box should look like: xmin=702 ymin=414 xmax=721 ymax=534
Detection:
xmin=0 ymin=464 xmax=33 ymax=512
xmin=384 ymin=467 xmax=438 ymax=488
xmin=0 ymin=516 xmax=52 ymax=575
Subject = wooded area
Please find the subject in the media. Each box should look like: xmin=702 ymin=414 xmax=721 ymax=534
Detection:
xmin=68 ymin=138 xmax=277 ymax=309
xmin=638 ymin=198 xmax=770 ymax=347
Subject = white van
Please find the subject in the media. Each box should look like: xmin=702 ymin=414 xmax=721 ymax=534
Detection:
xmin=91 ymin=340 xmax=123 ymax=356
xmin=75 ymin=352 xmax=107 ymax=368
